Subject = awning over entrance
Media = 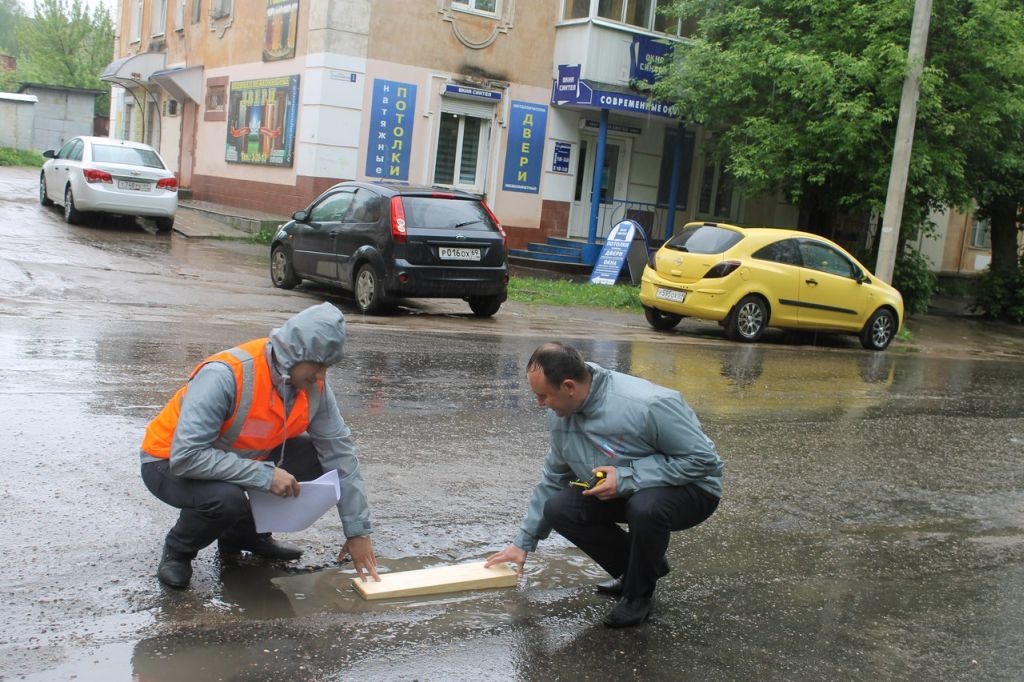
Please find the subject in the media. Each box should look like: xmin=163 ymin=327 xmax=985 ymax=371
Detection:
xmin=150 ymin=66 xmax=204 ymax=103
xmin=100 ymin=52 xmax=166 ymax=89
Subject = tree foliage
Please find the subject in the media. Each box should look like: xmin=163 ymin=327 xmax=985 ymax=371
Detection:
xmin=14 ymin=0 xmax=114 ymax=115
xmin=655 ymin=0 xmax=1024 ymax=272
xmin=0 ymin=0 xmax=25 ymax=56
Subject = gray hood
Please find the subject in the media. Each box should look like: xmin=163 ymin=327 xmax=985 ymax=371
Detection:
xmin=268 ymin=302 xmax=347 ymax=372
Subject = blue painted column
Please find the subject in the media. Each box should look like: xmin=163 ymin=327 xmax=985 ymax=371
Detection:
xmin=582 ymin=107 xmax=609 ymax=266
xmin=665 ymin=122 xmax=685 ymax=239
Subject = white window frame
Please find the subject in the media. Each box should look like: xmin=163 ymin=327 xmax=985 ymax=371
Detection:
xmin=971 ymin=218 xmax=992 ymax=249
xmin=151 ymin=0 xmax=167 ymax=36
xmin=129 ymin=0 xmax=143 ymax=42
xmin=452 ymin=0 xmax=500 ymax=18
xmin=174 ymin=0 xmax=185 ymax=31
xmin=432 ymin=102 xmax=493 ymax=195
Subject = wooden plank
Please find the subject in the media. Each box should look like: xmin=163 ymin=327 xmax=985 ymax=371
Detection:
xmin=351 ymin=561 xmax=518 ymax=601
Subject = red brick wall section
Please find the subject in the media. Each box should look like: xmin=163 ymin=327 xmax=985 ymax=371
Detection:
xmin=503 ymin=199 xmax=570 ymax=250
xmin=190 ymin=174 xmax=348 ymax=215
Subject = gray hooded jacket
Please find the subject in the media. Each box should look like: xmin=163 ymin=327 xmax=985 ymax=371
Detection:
xmin=140 ymin=302 xmax=371 ymax=538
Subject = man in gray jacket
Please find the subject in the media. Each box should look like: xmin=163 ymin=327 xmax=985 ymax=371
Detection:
xmin=486 ymin=342 xmax=722 ymax=627
xmin=140 ymin=303 xmax=379 ymax=589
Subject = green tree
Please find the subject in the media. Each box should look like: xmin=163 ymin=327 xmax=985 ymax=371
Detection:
xmin=655 ymin=0 xmax=1024 ymax=272
xmin=0 ymin=0 xmax=25 ymax=56
xmin=15 ymin=0 xmax=114 ymax=115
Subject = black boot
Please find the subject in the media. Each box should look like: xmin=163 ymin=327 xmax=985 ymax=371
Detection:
xmin=218 ymin=534 xmax=302 ymax=560
xmin=603 ymin=596 xmax=653 ymax=628
xmin=157 ymin=545 xmax=193 ymax=589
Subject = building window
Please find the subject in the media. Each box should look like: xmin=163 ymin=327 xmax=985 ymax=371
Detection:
xmin=151 ymin=0 xmax=167 ymax=36
xmin=562 ymin=0 xmax=589 ymax=20
xmin=653 ymin=0 xmax=698 ymax=37
xmin=192 ymin=0 xmax=203 ymax=23
xmin=433 ymin=111 xmax=491 ymax=194
xmin=971 ymin=218 xmax=992 ymax=249
xmin=204 ymin=76 xmax=228 ymax=121
xmin=598 ymin=0 xmax=653 ymax=29
xmin=697 ymin=157 xmax=735 ymax=219
xmin=211 ymin=0 xmax=231 ymax=19
xmin=175 ymin=0 xmax=185 ymax=30
xmin=453 ymin=0 xmax=498 ymax=15
xmin=657 ymin=127 xmax=694 ymax=208
xmin=129 ymin=0 xmax=143 ymax=42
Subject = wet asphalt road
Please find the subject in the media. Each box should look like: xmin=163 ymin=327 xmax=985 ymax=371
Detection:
xmin=1 ymin=166 xmax=1023 ymax=681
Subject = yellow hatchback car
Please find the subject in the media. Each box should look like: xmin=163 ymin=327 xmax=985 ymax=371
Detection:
xmin=639 ymin=222 xmax=904 ymax=350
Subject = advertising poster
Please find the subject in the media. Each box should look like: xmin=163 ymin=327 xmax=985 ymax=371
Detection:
xmin=263 ymin=0 xmax=299 ymax=62
xmin=225 ymin=75 xmax=300 ymax=167
xmin=365 ymin=79 xmax=417 ymax=181
xmin=502 ymin=100 xmax=548 ymax=193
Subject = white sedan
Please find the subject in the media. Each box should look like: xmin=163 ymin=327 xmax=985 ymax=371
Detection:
xmin=40 ymin=136 xmax=178 ymax=230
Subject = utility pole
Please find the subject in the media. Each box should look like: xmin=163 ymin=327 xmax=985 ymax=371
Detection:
xmin=875 ymin=0 xmax=933 ymax=284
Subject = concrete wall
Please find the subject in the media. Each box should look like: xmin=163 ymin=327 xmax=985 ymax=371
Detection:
xmin=0 ymin=97 xmax=36 ymax=150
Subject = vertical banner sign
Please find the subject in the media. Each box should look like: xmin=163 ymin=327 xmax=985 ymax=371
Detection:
xmin=225 ymin=75 xmax=300 ymax=166
xmin=365 ymin=79 xmax=416 ymax=181
xmin=502 ymin=101 xmax=548 ymax=193
xmin=263 ymin=0 xmax=299 ymax=62
xmin=589 ymin=220 xmax=638 ymax=285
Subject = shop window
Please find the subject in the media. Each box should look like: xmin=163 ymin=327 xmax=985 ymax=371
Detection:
xmin=562 ymin=0 xmax=589 ymax=20
xmin=129 ymin=0 xmax=142 ymax=42
xmin=657 ymin=127 xmax=694 ymax=208
xmin=697 ymin=157 xmax=735 ymax=219
xmin=971 ymin=218 xmax=992 ymax=249
xmin=453 ymin=0 xmax=498 ymax=15
xmin=204 ymin=76 xmax=227 ymax=122
xmin=433 ymin=111 xmax=491 ymax=194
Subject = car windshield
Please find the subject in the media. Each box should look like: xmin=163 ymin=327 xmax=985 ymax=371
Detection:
xmin=401 ymin=197 xmax=496 ymax=231
xmin=91 ymin=144 xmax=165 ymax=169
xmin=665 ymin=225 xmax=744 ymax=254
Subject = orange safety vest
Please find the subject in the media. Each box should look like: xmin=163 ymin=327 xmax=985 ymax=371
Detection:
xmin=141 ymin=337 xmax=321 ymax=460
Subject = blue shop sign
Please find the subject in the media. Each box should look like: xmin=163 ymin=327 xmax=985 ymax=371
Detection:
xmin=444 ymin=84 xmax=502 ymax=101
xmin=629 ymin=35 xmax=673 ymax=86
xmin=590 ymin=220 xmax=638 ymax=285
xmin=552 ymin=141 xmax=571 ymax=173
xmin=551 ymin=64 xmax=677 ymax=119
xmin=502 ymin=101 xmax=548 ymax=193
xmin=365 ymin=79 xmax=417 ymax=181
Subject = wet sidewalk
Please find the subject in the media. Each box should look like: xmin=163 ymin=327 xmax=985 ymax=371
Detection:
xmin=173 ymin=198 xmax=288 ymax=239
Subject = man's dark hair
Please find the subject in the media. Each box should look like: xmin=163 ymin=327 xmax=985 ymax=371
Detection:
xmin=527 ymin=342 xmax=588 ymax=386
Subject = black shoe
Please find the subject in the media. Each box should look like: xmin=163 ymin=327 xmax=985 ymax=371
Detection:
xmin=218 ymin=535 xmax=302 ymax=561
xmin=603 ymin=596 xmax=653 ymax=628
xmin=595 ymin=575 xmax=623 ymax=596
xmin=157 ymin=546 xmax=193 ymax=589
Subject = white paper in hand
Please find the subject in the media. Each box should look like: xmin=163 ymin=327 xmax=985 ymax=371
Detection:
xmin=249 ymin=469 xmax=341 ymax=533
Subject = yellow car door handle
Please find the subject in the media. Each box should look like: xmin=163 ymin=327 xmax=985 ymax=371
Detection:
xmin=805 ymin=278 xmax=818 ymax=286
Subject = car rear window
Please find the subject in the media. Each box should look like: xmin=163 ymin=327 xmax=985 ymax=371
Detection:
xmin=400 ymin=197 xmax=497 ymax=231
xmin=91 ymin=144 xmax=165 ymax=169
xmin=665 ymin=225 xmax=744 ymax=254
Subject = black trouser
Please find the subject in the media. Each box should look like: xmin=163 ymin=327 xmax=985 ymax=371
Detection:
xmin=543 ymin=483 xmax=719 ymax=600
xmin=141 ymin=435 xmax=323 ymax=557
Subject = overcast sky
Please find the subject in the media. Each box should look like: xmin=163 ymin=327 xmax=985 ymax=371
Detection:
xmin=17 ymin=0 xmax=116 ymax=16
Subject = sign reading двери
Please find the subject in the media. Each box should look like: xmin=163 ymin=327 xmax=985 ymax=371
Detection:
xmin=502 ymin=101 xmax=548 ymax=193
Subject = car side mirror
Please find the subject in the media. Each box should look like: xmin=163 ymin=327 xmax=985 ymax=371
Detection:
xmin=857 ymin=271 xmax=870 ymax=284
xmin=42 ymin=149 xmax=56 ymax=159
xmin=292 ymin=210 xmax=307 ymax=222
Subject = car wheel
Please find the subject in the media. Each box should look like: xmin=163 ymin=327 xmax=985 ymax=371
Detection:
xmin=39 ymin=174 xmax=53 ymax=206
xmin=643 ymin=306 xmax=682 ymax=331
xmin=64 ymin=186 xmax=82 ymax=224
xmin=155 ymin=216 xmax=175 ymax=232
xmin=468 ymin=295 xmax=502 ymax=317
xmin=354 ymin=263 xmax=387 ymax=314
xmin=727 ymin=295 xmax=768 ymax=342
xmin=270 ymin=245 xmax=300 ymax=289
xmin=860 ymin=308 xmax=897 ymax=351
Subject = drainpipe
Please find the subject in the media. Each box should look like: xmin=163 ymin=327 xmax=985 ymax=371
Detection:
xmin=665 ymin=122 xmax=685 ymax=240
xmin=583 ymin=107 xmax=609 ymax=265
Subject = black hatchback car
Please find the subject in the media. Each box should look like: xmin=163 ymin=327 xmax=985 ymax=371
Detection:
xmin=270 ymin=182 xmax=509 ymax=316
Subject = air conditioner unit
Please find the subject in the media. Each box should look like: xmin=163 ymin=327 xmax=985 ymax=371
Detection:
xmin=164 ymin=99 xmax=179 ymax=117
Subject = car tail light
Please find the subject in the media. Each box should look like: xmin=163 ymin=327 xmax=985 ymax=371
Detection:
xmin=704 ymin=260 xmax=741 ymax=278
xmin=480 ymin=201 xmax=507 ymax=247
xmin=431 ymin=192 xmax=455 ymax=199
xmin=390 ymin=196 xmax=407 ymax=243
xmin=156 ymin=177 xmax=178 ymax=191
xmin=83 ymin=168 xmax=112 ymax=184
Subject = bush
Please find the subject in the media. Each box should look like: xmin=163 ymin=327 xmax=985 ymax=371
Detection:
xmin=971 ymin=266 xmax=1024 ymax=323
xmin=0 ymin=147 xmax=44 ymax=167
xmin=892 ymin=249 xmax=938 ymax=315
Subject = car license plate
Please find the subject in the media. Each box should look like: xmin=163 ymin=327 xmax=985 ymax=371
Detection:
xmin=438 ymin=247 xmax=481 ymax=261
xmin=655 ymin=287 xmax=686 ymax=303
xmin=117 ymin=180 xmax=151 ymax=191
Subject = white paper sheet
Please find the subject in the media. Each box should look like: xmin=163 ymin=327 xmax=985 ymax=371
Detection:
xmin=249 ymin=469 xmax=341 ymax=533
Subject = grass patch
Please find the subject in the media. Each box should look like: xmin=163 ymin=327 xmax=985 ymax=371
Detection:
xmin=896 ymin=327 xmax=913 ymax=343
xmin=508 ymin=276 xmax=641 ymax=310
xmin=249 ymin=228 xmax=275 ymax=245
xmin=0 ymin=147 xmax=44 ymax=167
